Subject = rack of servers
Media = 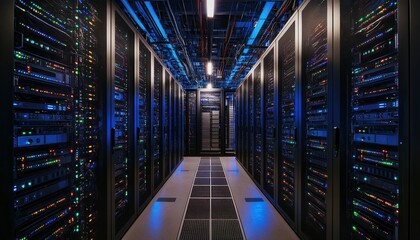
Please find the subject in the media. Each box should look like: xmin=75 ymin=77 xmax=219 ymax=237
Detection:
xmin=1 ymin=1 xmax=185 ymax=239
xmin=235 ymin=0 xmax=419 ymax=239
xmin=185 ymin=89 xmax=235 ymax=156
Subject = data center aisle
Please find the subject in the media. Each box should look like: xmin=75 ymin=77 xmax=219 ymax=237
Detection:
xmin=123 ymin=157 xmax=299 ymax=240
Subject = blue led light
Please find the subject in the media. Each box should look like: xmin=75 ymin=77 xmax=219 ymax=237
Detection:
xmin=121 ymin=0 xmax=148 ymax=33
xmin=227 ymin=2 xmax=275 ymax=85
xmin=144 ymin=2 xmax=168 ymax=40
xmin=144 ymin=1 xmax=187 ymax=77
xmin=247 ymin=2 xmax=275 ymax=46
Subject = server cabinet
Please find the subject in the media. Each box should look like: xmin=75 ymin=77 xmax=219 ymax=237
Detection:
xmin=236 ymin=86 xmax=242 ymax=163
xmin=186 ymin=90 xmax=198 ymax=155
xmin=152 ymin=58 xmax=163 ymax=188
xmin=224 ymin=91 xmax=236 ymax=154
xmin=163 ymin=70 xmax=170 ymax=178
xmin=169 ymin=76 xmax=175 ymax=171
xmin=247 ymin=76 xmax=255 ymax=174
xmin=198 ymin=89 xmax=223 ymax=154
xmin=112 ymin=11 xmax=135 ymax=237
xmin=263 ymin=48 xmax=276 ymax=199
xmin=9 ymin=0 xmax=102 ymax=238
xmin=175 ymin=83 xmax=180 ymax=164
xmin=178 ymin=83 xmax=184 ymax=163
xmin=235 ymin=87 xmax=240 ymax=161
xmin=277 ymin=17 xmax=298 ymax=223
xmin=138 ymin=40 xmax=151 ymax=208
xmin=242 ymin=81 xmax=248 ymax=166
xmin=343 ymin=0 xmax=408 ymax=239
xmin=299 ymin=0 xmax=329 ymax=238
xmin=254 ymin=66 xmax=264 ymax=184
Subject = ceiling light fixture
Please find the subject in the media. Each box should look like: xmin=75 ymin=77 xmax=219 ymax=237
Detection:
xmin=207 ymin=61 xmax=213 ymax=75
xmin=207 ymin=0 xmax=215 ymax=18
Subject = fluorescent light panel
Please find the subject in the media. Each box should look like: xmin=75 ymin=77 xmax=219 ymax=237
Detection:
xmin=207 ymin=61 xmax=213 ymax=75
xmin=207 ymin=0 xmax=215 ymax=18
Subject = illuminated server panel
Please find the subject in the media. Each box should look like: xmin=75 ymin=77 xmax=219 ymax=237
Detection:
xmin=349 ymin=0 xmax=400 ymax=239
xmin=152 ymin=59 xmax=163 ymax=187
xmin=163 ymin=71 xmax=170 ymax=178
xmin=113 ymin=13 xmax=134 ymax=233
xmin=138 ymin=40 xmax=151 ymax=206
xmin=235 ymin=88 xmax=240 ymax=160
xmin=169 ymin=77 xmax=175 ymax=171
xmin=278 ymin=21 xmax=297 ymax=220
xmin=254 ymin=65 xmax=263 ymax=183
xmin=247 ymin=76 xmax=254 ymax=173
xmin=236 ymin=86 xmax=242 ymax=163
xmin=73 ymin=1 xmax=99 ymax=237
xmin=224 ymin=92 xmax=235 ymax=153
xmin=187 ymin=91 xmax=197 ymax=155
xmin=174 ymin=83 xmax=179 ymax=163
xmin=200 ymin=91 xmax=222 ymax=152
xmin=13 ymin=0 xmax=76 ymax=238
xmin=301 ymin=0 xmax=328 ymax=237
xmin=177 ymin=84 xmax=183 ymax=164
xmin=182 ymin=90 xmax=186 ymax=158
xmin=263 ymin=49 xmax=276 ymax=198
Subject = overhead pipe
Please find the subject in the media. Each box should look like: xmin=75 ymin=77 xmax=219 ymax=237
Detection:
xmin=165 ymin=0 xmax=197 ymax=83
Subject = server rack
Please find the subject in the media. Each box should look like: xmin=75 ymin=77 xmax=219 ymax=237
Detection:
xmin=243 ymin=79 xmax=249 ymax=168
xmin=163 ymin=70 xmax=170 ymax=178
xmin=300 ymin=1 xmax=329 ymax=238
xmin=112 ymin=10 xmax=135 ymax=237
xmin=186 ymin=90 xmax=198 ymax=155
xmin=169 ymin=76 xmax=175 ymax=171
xmin=224 ymin=91 xmax=236 ymax=154
xmin=235 ymin=0 xmax=416 ymax=239
xmin=3 ymin=1 xmax=185 ymax=239
xmin=138 ymin=39 xmax=151 ymax=209
xmin=247 ymin=76 xmax=255 ymax=174
xmin=263 ymin=48 xmax=276 ymax=199
xmin=254 ymin=65 xmax=264 ymax=184
xmin=175 ymin=83 xmax=182 ymax=164
xmin=8 ymin=0 xmax=103 ymax=238
xmin=152 ymin=58 xmax=163 ymax=188
xmin=197 ymin=89 xmax=223 ymax=154
xmin=277 ymin=16 xmax=298 ymax=223
xmin=343 ymin=0 xmax=409 ymax=239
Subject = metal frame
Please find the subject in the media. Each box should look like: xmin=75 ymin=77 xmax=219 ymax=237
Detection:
xmin=0 ymin=0 xmax=15 ymax=238
xmin=111 ymin=6 xmax=137 ymax=238
xmin=410 ymin=1 xmax=420 ymax=237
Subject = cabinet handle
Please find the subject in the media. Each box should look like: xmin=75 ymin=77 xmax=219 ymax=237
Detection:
xmin=294 ymin=127 xmax=298 ymax=143
xmin=137 ymin=127 xmax=141 ymax=142
xmin=111 ymin=127 xmax=116 ymax=151
xmin=333 ymin=127 xmax=339 ymax=158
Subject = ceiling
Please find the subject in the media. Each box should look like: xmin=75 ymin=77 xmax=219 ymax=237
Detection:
xmin=119 ymin=0 xmax=302 ymax=89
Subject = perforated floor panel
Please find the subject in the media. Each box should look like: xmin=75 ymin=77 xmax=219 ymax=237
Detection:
xmin=211 ymin=178 xmax=227 ymax=185
xmin=211 ymin=199 xmax=237 ymax=219
xmin=179 ymin=157 xmax=244 ymax=239
xmin=179 ymin=220 xmax=210 ymax=240
xmin=195 ymin=178 xmax=211 ymax=185
xmin=212 ymin=220 xmax=243 ymax=240
xmin=185 ymin=199 xmax=210 ymax=219
xmin=191 ymin=186 xmax=210 ymax=197
xmin=211 ymin=186 xmax=231 ymax=197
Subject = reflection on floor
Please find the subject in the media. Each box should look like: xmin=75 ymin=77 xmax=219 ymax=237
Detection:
xmin=123 ymin=157 xmax=299 ymax=240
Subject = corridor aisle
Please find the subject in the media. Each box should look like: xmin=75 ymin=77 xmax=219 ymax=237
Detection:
xmin=123 ymin=157 xmax=299 ymax=240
